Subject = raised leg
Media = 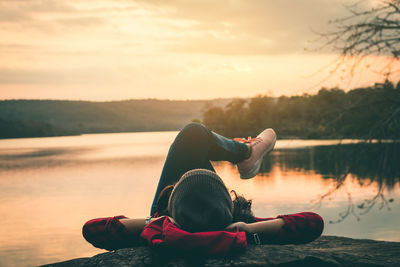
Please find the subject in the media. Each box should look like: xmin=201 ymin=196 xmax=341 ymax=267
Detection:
xmin=150 ymin=123 xmax=249 ymax=215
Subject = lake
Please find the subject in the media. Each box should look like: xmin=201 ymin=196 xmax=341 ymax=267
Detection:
xmin=0 ymin=131 xmax=399 ymax=267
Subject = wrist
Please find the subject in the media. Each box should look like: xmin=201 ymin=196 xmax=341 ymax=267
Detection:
xmin=243 ymin=222 xmax=253 ymax=233
xmin=144 ymin=216 xmax=152 ymax=226
xmin=239 ymin=222 xmax=249 ymax=232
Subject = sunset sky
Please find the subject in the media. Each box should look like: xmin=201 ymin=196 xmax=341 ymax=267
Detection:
xmin=0 ymin=0 xmax=388 ymax=100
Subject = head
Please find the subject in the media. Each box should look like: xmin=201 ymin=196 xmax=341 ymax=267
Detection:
xmin=167 ymin=169 xmax=233 ymax=232
xmin=156 ymin=169 xmax=256 ymax=231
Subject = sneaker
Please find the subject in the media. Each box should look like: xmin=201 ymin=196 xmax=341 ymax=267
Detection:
xmin=234 ymin=128 xmax=276 ymax=179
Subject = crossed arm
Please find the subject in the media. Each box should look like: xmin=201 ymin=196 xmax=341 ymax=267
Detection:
xmin=119 ymin=217 xmax=285 ymax=236
xmin=225 ymin=218 xmax=285 ymax=236
xmin=83 ymin=212 xmax=323 ymax=250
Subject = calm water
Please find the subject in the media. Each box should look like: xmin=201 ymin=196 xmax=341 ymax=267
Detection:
xmin=0 ymin=132 xmax=399 ymax=267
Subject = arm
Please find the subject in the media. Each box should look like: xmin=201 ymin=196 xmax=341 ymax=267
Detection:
xmin=225 ymin=218 xmax=284 ymax=243
xmin=244 ymin=218 xmax=284 ymax=235
xmin=119 ymin=217 xmax=158 ymax=235
xmin=82 ymin=216 xmax=153 ymax=250
xmin=226 ymin=212 xmax=324 ymax=245
xmin=140 ymin=216 xmax=248 ymax=255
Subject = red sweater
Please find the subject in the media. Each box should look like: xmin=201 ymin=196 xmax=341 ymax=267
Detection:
xmin=82 ymin=212 xmax=324 ymax=254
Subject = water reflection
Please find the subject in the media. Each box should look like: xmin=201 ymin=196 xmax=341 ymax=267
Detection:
xmin=0 ymin=133 xmax=399 ymax=267
xmin=259 ymin=142 xmax=400 ymax=223
xmin=269 ymin=143 xmax=400 ymax=186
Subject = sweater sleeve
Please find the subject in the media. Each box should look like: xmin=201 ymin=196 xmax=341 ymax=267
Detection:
xmin=82 ymin=215 xmax=142 ymax=250
xmin=141 ymin=216 xmax=247 ymax=255
xmin=249 ymin=212 xmax=324 ymax=245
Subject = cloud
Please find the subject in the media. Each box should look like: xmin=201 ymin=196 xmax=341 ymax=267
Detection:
xmin=0 ymin=0 xmax=382 ymax=100
xmin=0 ymin=0 xmax=107 ymax=33
xmin=0 ymin=0 xmax=372 ymax=54
xmin=0 ymin=61 xmax=185 ymax=85
xmin=166 ymin=35 xmax=300 ymax=55
xmin=0 ymin=67 xmax=135 ymax=85
xmin=0 ymin=0 xmax=76 ymax=22
xmin=0 ymin=68 xmax=91 ymax=85
xmin=133 ymin=0 xmax=371 ymax=55
xmin=54 ymin=16 xmax=106 ymax=28
xmin=0 ymin=4 xmax=32 ymax=22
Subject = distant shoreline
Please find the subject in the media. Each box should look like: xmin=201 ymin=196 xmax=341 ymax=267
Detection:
xmin=0 ymin=98 xmax=230 ymax=140
xmin=2 ymin=84 xmax=400 ymax=141
xmin=1 ymin=130 xmax=399 ymax=142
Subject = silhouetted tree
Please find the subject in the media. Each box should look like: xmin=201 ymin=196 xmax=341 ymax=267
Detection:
xmin=203 ymin=106 xmax=226 ymax=134
xmin=202 ymin=85 xmax=400 ymax=139
xmin=316 ymin=1 xmax=400 ymax=140
xmin=320 ymin=0 xmax=400 ymax=78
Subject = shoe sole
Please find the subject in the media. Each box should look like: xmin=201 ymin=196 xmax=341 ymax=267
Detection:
xmin=240 ymin=138 xmax=276 ymax=179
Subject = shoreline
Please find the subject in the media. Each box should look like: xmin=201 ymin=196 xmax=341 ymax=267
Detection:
xmin=1 ymin=130 xmax=400 ymax=141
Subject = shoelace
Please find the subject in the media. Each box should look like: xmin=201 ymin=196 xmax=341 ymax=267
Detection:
xmin=233 ymin=136 xmax=261 ymax=144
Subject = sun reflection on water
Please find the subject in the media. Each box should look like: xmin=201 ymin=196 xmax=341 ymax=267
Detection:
xmin=0 ymin=132 xmax=399 ymax=266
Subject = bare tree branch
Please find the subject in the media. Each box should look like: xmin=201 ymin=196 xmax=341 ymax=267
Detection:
xmin=316 ymin=0 xmax=400 ymax=79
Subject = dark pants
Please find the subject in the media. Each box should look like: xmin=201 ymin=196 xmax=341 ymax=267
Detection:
xmin=150 ymin=123 xmax=249 ymax=215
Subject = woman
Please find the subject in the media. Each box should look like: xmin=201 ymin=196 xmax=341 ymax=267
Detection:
xmin=82 ymin=123 xmax=324 ymax=254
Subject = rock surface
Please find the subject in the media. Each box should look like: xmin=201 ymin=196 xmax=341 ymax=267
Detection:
xmin=42 ymin=236 xmax=400 ymax=267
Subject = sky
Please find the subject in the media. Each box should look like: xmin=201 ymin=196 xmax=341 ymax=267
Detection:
xmin=0 ymin=0 xmax=390 ymax=101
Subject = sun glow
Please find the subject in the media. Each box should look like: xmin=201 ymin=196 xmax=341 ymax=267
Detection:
xmin=0 ymin=0 xmax=390 ymax=101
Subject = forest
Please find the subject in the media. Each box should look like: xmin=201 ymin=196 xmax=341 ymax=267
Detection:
xmin=0 ymin=98 xmax=229 ymax=139
xmin=202 ymin=81 xmax=400 ymax=140
xmin=1 ymin=82 xmax=399 ymax=140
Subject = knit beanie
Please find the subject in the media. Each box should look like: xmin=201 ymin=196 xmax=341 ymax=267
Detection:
xmin=168 ymin=169 xmax=233 ymax=232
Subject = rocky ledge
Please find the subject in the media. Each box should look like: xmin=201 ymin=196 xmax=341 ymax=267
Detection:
xmin=42 ymin=236 xmax=400 ymax=267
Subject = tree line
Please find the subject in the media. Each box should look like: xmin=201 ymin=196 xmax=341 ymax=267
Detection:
xmin=202 ymin=81 xmax=400 ymax=140
xmin=0 ymin=98 xmax=230 ymax=139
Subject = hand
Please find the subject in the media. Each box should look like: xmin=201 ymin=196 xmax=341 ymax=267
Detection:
xmin=166 ymin=216 xmax=179 ymax=226
xmin=225 ymin=221 xmax=248 ymax=232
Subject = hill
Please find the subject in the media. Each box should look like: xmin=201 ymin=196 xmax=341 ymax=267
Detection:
xmin=0 ymin=99 xmax=230 ymax=139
